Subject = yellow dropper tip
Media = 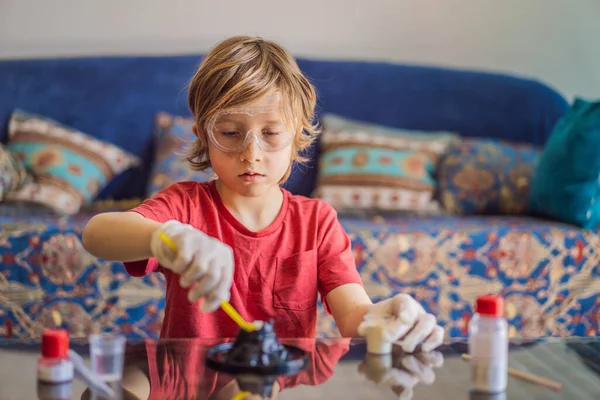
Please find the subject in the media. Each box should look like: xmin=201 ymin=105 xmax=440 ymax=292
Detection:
xmin=231 ymin=391 xmax=252 ymax=400
xmin=220 ymin=300 xmax=255 ymax=332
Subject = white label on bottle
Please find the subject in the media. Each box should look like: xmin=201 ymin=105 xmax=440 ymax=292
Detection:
xmin=471 ymin=361 xmax=507 ymax=392
xmin=38 ymin=363 xmax=74 ymax=383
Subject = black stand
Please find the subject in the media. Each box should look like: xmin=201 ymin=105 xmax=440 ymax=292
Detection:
xmin=205 ymin=319 xmax=308 ymax=397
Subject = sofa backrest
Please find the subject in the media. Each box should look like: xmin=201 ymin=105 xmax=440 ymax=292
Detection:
xmin=0 ymin=55 xmax=569 ymax=199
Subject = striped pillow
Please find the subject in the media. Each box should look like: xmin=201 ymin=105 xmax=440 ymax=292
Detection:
xmin=313 ymin=114 xmax=458 ymax=213
xmin=4 ymin=110 xmax=140 ymax=214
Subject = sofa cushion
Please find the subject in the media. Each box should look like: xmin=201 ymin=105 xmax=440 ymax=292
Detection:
xmin=529 ymin=98 xmax=600 ymax=229
xmin=4 ymin=110 xmax=140 ymax=214
xmin=147 ymin=112 xmax=212 ymax=197
xmin=312 ymin=114 xmax=457 ymax=213
xmin=437 ymin=138 xmax=540 ymax=215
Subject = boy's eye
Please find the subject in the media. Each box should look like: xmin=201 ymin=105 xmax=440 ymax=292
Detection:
xmin=263 ymin=131 xmax=279 ymax=136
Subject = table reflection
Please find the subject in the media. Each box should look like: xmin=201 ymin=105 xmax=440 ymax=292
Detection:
xmin=357 ymin=345 xmax=444 ymax=400
xmin=82 ymin=338 xmax=352 ymax=400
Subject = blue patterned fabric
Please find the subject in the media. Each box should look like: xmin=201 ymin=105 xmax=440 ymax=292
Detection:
xmin=321 ymin=215 xmax=600 ymax=338
xmin=1 ymin=213 xmax=598 ymax=340
xmin=147 ymin=112 xmax=212 ymax=197
xmin=0 ymin=212 xmax=164 ymax=340
xmin=529 ymin=98 xmax=600 ymax=228
xmin=437 ymin=138 xmax=541 ymax=215
xmin=0 ymin=56 xmax=569 ymax=199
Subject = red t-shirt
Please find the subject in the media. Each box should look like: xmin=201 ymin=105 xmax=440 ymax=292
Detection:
xmin=123 ymin=180 xmax=363 ymax=339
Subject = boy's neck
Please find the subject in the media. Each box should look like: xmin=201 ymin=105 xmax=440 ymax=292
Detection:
xmin=214 ymin=180 xmax=284 ymax=232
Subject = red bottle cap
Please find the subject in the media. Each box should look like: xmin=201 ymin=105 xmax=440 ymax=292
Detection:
xmin=41 ymin=329 xmax=69 ymax=358
xmin=475 ymin=294 xmax=504 ymax=317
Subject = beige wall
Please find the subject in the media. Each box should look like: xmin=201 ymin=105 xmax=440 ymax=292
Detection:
xmin=1 ymin=0 xmax=598 ymax=101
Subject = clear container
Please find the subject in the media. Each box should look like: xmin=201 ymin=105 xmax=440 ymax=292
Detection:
xmin=468 ymin=294 xmax=509 ymax=394
xmin=89 ymin=333 xmax=126 ymax=382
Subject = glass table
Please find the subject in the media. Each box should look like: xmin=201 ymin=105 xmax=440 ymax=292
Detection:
xmin=1 ymin=337 xmax=599 ymax=399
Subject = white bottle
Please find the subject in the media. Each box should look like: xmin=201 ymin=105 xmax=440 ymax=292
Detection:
xmin=468 ymin=294 xmax=508 ymax=393
xmin=37 ymin=329 xmax=74 ymax=385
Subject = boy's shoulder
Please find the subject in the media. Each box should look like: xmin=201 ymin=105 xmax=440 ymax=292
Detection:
xmin=284 ymin=189 xmax=338 ymax=220
xmin=158 ymin=180 xmax=214 ymax=197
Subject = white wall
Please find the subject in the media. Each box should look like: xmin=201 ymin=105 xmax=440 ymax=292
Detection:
xmin=1 ymin=0 xmax=598 ymax=101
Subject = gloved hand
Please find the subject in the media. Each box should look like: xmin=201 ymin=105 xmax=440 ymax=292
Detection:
xmin=358 ymin=294 xmax=444 ymax=353
xmin=150 ymin=220 xmax=234 ymax=312
xmin=357 ymin=347 xmax=444 ymax=400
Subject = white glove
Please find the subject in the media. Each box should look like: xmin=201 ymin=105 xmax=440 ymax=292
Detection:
xmin=150 ymin=220 xmax=234 ymax=312
xmin=358 ymin=294 xmax=444 ymax=353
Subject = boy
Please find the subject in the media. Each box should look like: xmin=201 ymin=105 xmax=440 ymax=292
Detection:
xmin=82 ymin=36 xmax=444 ymax=353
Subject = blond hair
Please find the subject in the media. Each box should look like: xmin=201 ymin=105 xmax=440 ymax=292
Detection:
xmin=186 ymin=36 xmax=320 ymax=182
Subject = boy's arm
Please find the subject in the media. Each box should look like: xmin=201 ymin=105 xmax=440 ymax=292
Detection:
xmin=315 ymin=201 xmax=372 ymax=338
xmin=315 ymin=202 xmax=441 ymax=345
xmin=82 ymin=182 xmax=191 ymax=263
xmin=325 ymin=283 xmax=372 ymax=337
xmin=82 ymin=211 xmax=160 ymax=262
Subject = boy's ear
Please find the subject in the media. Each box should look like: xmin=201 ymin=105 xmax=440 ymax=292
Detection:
xmin=192 ymin=122 xmax=201 ymax=138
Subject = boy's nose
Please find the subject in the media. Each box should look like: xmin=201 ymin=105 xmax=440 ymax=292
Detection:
xmin=240 ymin=135 xmax=263 ymax=162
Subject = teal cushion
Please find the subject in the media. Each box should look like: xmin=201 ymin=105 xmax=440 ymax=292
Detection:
xmin=313 ymin=114 xmax=458 ymax=213
xmin=4 ymin=110 xmax=140 ymax=214
xmin=529 ymin=98 xmax=600 ymax=228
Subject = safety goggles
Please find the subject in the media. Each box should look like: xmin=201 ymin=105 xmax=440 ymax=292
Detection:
xmin=205 ymin=93 xmax=295 ymax=153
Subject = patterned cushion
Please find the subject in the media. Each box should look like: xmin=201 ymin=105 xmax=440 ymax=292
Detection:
xmin=147 ymin=112 xmax=212 ymax=197
xmin=4 ymin=110 xmax=140 ymax=214
xmin=0 ymin=143 xmax=28 ymax=201
xmin=312 ymin=114 xmax=458 ymax=212
xmin=437 ymin=138 xmax=541 ymax=215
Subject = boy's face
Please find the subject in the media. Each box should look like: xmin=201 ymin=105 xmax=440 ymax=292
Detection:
xmin=199 ymin=93 xmax=295 ymax=198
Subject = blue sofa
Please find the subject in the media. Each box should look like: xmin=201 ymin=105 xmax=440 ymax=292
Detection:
xmin=1 ymin=54 xmax=597 ymax=340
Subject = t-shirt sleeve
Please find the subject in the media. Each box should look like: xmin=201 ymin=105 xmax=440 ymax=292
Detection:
xmin=316 ymin=202 xmax=364 ymax=314
xmin=122 ymin=183 xmax=193 ymax=277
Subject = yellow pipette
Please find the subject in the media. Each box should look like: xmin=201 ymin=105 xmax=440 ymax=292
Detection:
xmin=158 ymin=232 xmax=255 ymax=332
xmin=231 ymin=392 xmax=251 ymax=400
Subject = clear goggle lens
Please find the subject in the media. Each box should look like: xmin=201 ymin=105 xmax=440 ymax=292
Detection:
xmin=210 ymin=124 xmax=293 ymax=153
xmin=207 ymin=106 xmax=294 ymax=153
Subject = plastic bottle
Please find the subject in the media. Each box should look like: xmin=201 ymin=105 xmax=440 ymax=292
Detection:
xmin=37 ymin=381 xmax=73 ymax=400
xmin=468 ymin=294 xmax=508 ymax=393
xmin=37 ymin=329 xmax=74 ymax=385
